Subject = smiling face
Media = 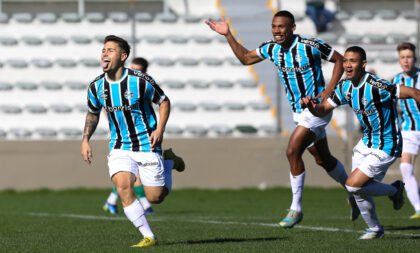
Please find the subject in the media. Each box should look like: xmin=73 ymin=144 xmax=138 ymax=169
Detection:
xmin=343 ymin=51 xmax=366 ymax=84
xmin=101 ymin=41 xmax=127 ymax=73
xmin=398 ymin=49 xmax=416 ymax=75
xmin=271 ymin=16 xmax=295 ymax=45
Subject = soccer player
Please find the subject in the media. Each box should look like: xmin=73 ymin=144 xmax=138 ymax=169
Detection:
xmin=301 ymin=46 xmax=420 ymax=239
xmin=393 ymin=42 xmax=420 ymax=219
xmin=206 ymin=10 xmax=359 ymax=228
xmin=102 ymin=57 xmax=185 ymax=216
xmin=81 ymin=35 xmax=170 ymax=247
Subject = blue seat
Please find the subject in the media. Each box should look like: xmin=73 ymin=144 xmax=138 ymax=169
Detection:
xmin=176 ymin=57 xmax=199 ymax=66
xmin=165 ymin=126 xmax=183 ymax=135
xmin=162 ymin=80 xmax=185 ymax=89
xmin=209 ymin=125 xmax=233 ymax=136
xmin=65 ymin=81 xmax=86 ymax=90
xmin=21 ymin=36 xmax=43 ymax=45
xmin=152 ymin=57 xmax=175 ymax=66
xmin=71 ymin=35 xmax=91 ymax=44
xmin=0 ymin=13 xmax=9 ymax=23
xmin=80 ymin=58 xmax=100 ymax=67
xmin=353 ymin=10 xmax=374 ymax=20
xmin=36 ymin=12 xmax=57 ymax=23
xmin=16 ymin=81 xmax=38 ymax=90
xmin=376 ymin=10 xmax=397 ymax=20
xmin=41 ymin=81 xmax=62 ymax=90
xmin=173 ymin=103 xmax=197 ymax=111
xmin=155 ymin=12 xmax=177 ymax=23
xmin=182 ymin=14 xmax=201 ymax=23
xmin=213 ymin=80 xmax=234 ymax=88
xmin=190 ymin=35 xmax=212 ymax=44
xmin=185 ymin=125 xmax=207 ymax=136
xmin=34 ymin=128 xmax=57 ymax=137
xmin=60 ymin=128 xmax=82 ymax=137
xmin=9 ymin=128 xmax=31 ymax=138
xmin=46 ymin=36 xmax=68 ymax=45
xmin=7 ymin=59 xmax=28 ymax=68
xmin=31 ymin=58 xmax=53 ymax=68
xmin=134 ymin=12 xmax=154 ymax=22
xmin=188 ymin=80 xmax=210 ymax=89
xmin=0 ymin=36 xmax=18 ymax=46
xmin=108 ymin=12 xmax=129 ymax=23
xmin=199 ymin=102 xmax=221 ymax=111
xmin=0 ymin=105 xmax=22 ymax=114
xmin=224 ymin=102 xmax=245 ymax=111
xmin=61 ymin=12 xmax=81 ymax=23
xmin=50 ymin=104 xmax=72 ymax=113
xmin=86 ymin=12 xmax=106 ymax=23
xmin=12 ymin=13 xmax=33 ymax=23
xmin=237 ymin=80 xmax=258 ymax=88
xmin=25 ymin=104 xmax=48 ymax=114
xmin=0 ymin=82 xmax=13 ymax=91
xmin=167 ymin=35 xmax=188 ymax=44
xmin=55 ymin=58 xmax=77 ymax=68
xmin=200 ymin=57 xmax=223 ymax=66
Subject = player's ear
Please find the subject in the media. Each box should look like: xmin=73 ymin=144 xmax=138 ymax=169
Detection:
xmin=362 ymin=59 xmax=367 ymax=68
xmin=121 ymin=52 xmax=128 ymax=62
xmin=292 ymin=23 xmax=296 ymax=32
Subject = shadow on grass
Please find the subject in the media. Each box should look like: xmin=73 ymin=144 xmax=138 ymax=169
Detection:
xmin=383 ymin=225 xmax=420 ymax=239
xmin=160 ymin=237 xmax=285 ymax=246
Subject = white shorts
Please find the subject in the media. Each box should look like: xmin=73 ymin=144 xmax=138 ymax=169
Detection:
xmin=107 ymin=149 xmax=172 ymax=189
xmin=352 ymin=140 xmax=396 ymax=181
xmin=293 ymin=108 xmax=332 ymax=145
xmin=402 ymin=131 xmax=420 ymax=155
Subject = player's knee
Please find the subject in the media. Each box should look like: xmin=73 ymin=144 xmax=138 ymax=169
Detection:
xmin=345 ymin=185 xmax=361 ymax=194
xmin=286 ymin=146 xmax=299 ymax=160
xmin=146 ymin=191 xmax=167 ymax=204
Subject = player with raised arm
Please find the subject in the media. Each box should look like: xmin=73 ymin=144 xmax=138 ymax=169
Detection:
xmin=301 ymin=46 xmax=420 ymax=239
xmin=206 ymin=10 xmax=359 ymax=228
xmin=81 ymin=35 xmax=171 ymax=247
xmin=393 ymin=42 xmax=420 ymax=219
xmin=103 ymin=57 xmax=185 ymax=216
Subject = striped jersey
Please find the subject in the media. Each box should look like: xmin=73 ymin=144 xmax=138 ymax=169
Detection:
xmin=392 ymin=68 xmax=420 ymax=131
xmin=256 ymin=34 xmax=334 ymax=113
xmin=87 ymin=68 xmax=166 ymax=153
xmin=328 ymin=72 xmax=402 ymax=157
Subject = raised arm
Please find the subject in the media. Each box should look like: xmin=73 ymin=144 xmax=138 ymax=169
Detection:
xmin=81 ymin=111 xmax=100 ymax=164
xmin=317 ymin=51 xmax=344 ymax=103
xmin=399 ymin=85 xmax=420 ymax=104
xmin=301 ymin=95 xmax=335 ymax=117
xmin=149 ymin=97 xmax=170 ymax=148
xmin=205 ymin=17 xmax=262 ymax=65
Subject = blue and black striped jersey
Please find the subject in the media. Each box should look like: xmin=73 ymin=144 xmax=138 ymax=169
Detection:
xmin=393 ymin=68 xmax=420 ymax=131
xmin=87 ymin=68 xmax=166 ymax=153
xmin=256 ymin=34 xmax=334 ymax=113
xmin=328 ymin=72 xmax=402 ymax=157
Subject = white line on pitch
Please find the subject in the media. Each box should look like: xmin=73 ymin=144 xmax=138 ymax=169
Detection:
xmin=24 ymin=212 xmax=420 ymax=237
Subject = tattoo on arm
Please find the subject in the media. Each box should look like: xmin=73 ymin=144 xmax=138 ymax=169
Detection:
xmin=83 ymin=112 xmax=100 ymax=141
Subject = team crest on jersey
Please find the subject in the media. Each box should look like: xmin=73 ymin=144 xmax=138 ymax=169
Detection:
xmin=124 ymin=90 xmax=133 ymax=99
xmin=361 ymin=97 xmax=368 ymax=107
xmin=99 ymin=89 xmax=108 ymax=100
xmin=344 ymin=91 xmax=352 ymax=101
xmin=276 ymin=51 xmax=284 ymax=63
xmin=295 ymin=55 xmax=302 ymax=62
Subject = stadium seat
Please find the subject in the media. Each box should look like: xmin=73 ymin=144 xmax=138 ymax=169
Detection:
xmin=155 ymin=12 xmax=177 ymax=23
xmin=187 ymin=79 xmax=210 ymax=89
xmin=143 ymin=35 xmax=165 ymax=44
xmin=108 ymin=12 xmax=129 ymax=23
xmin=335 ymin=10 xmax=351 ymax=21
xmin=60 ymin=127 xmax=82 ymax=137
xmin=213 ymin=80 xmax=234 ymax=88
xmin=341 ymin=34 xmax=362 ymax=45
xmin=152 ymin=57 xmax=175 ymax=66
xmin=0 ymin=36 xmax=18 ymax=46
xmin=25 ymin=104 xmax=48 ymax=114
xmin=235 ymin=125 xmax=257 ymax=134
xmin=214 ymin=35 xmax=228 ymax=43
xmin=259 ymin=125 xmax=277 ymax=135
xmin=45 ymin=36 xmax=68 ymax=45
xmin=318 ymin=32 xmax=339 ymax=44
xmin=224 ymin=102 xmax=245 ymax=111
xmin=0 ymin=82 xmax=13 ymax=91
xmin=173 ymin=102 xmax=197 ymax=111
xmin=36 ymin=12 xmax=58 ymax=23
xmin=16 ymin=81 xmax=38 ymax=90
xmin=225 ymin=57 xmax=242 ymax=66
xmin=182 ymin=14 xmax=201 ymax=23
xmin=209 ymin=125 xmax=233 ymax=136
xmin=80 ymin=58 xmax=101 ymax=67
xmin=12 ymin=13 xmax=33 ymax=23
xmin=74 ymin=104 xmax=88 ymax=113
xmin=249 ymin=102 xmax=270 ymax=111
xmin=0 ymin=13 xmax=9 ymax=23
xmin=204 ymin=13 xmax=221 ymax=21
xmin=6 ymin=59 xmax=28 ymax=68
xmin=199 ymin=102 xmax=221 ymax=111
xmin=162 ymin=80 xmax=185 ymax=89
xmin=64 ymin=81 xmax=86 ymax=90
xmin=365 ymin=33 xmax=387 ymax=44
xmin=41 ymin=81 xmax=62 ymax=90
xmin=165 ymin=125 xmax=183 ymax=135
xmin=50 ymin=104 xmax=72 ymax=113
xmin=400 ymin=10 xmax=417 ymax=20
xmin=185 ymin=125 xmax=208 ymax=136
xmin=353 ymin=10 xmax=374 ymax=20
xmin=34 ymin=128 xmax=57 ymax=137
xmin=21 ymin=36 xmax=43 ymax=45
xmin=86 ymin=12 xmax=106 ymax=23
xmin=9 ymin=128 xmax=32 ymax=138
xmin=388 ymin=33 xmax=410 ymax=44
xmin=167 ymin=35 xmax=188 ymax=44
xmin=0 ymin=129 xmax=7 ymax=138
xmin=134 ymin=12 xmax=154 ymax=22
xmin=190 ymin=35 xmax=212 ymax=44
xmin=55 ymin=58 xmax=77 ymax=68
xmin=237 ymin=80 xmax=258 ymax=88
xmin=200 ymin=57 xmax=223 ymax=66
xmin=0 ymin=105 xmax=22 ymax=114
xmin=93 ymin=128 xmax=108 ymax=137
xmin=31 ymin=58 xmax=53 ymax=68
xmin=71 ymin=35 xmax=92 ymax=44
xmin=176 ymin=57 xmax=199 ymax=66
xmin=378 ymin=55 xmax=398 ymax=64
xmin=376 ymin=9 xmax=397 ymax=20
xmin=61 ymin=12 xmax=82 ymax=23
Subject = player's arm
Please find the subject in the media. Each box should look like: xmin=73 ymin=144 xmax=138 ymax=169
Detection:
xmin=150 ymin=97 xmax=170 ymax=148
xmin=205 ymin=17 xmax=262 ymax=65
xmin=81 ymin=111 xmax=100 ymax=164
xmin=318 ymin=51 xmax=344 ymax=103
xmin=399 ymin=86 xmax=420 ymax=103
xmin=301 ymin=95 xmax=335 ymax=117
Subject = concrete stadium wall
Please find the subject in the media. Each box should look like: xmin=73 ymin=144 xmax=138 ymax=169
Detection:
xmin=0 ymin=136 xmax=418 ymax=190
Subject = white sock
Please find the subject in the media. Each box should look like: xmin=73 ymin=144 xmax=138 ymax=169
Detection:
xmin=354 ymin=194 xmax=381 ymax=230
xmin=327 ymin=160 xmax=348 ymax=187
xmin=400 ymin=163 xmax=420 ymax=211
xmin=123 ymin=199 xmax=154 ymax=239
xmin=139 ymin=197 xmax=152 ymax=210
xmin=290 ymin=171 xmax=305 ymax=212
xmin=349 ymin=181 xmax=397 ymax=197
xmin=107 ymin=192 xmax=119 ymax=205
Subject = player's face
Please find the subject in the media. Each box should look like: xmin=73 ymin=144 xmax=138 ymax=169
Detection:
xmin=343 ymin=51 xmax=366 ymax=83
xmin=101 ymin=41 xmax=126 ymax=72
xmin=131 ymin=63 xmax=144 ymax=71
xmin=271 ymin=16 xmax=295 ymax=44
xmin=398 ymin=49 xmax=416 ymax=74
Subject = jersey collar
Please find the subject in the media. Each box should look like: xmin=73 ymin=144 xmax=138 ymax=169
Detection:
xmin=105 ymin=68 xmax=128 ymax=84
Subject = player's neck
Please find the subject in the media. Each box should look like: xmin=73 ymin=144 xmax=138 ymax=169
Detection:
xmin=352 ymin=70 xmax=366 ymax=87
xmin=106 ymin=66 xmax=125 ymax=82
xmin=404 ymin=67 xmax=417 ymax=77
xmin=280 ymin=34 xmax=295 ymax=49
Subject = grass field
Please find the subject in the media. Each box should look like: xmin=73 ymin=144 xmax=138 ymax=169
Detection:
xmin=0 ymin=187 xmax=419 ymax=252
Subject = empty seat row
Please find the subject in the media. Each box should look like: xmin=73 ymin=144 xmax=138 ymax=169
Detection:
xmin=0 ymin=12 xmax=220 ymax=24
xmin=161 ymin=79 xmax=258 ymax=89
xmin=318 ymin=32 xmax=416 ymax=45
xmin=335 ymin=9 xmax=418 ymax=21
xmin=0 ymin=81 xmax=87 ymax=91
xmin=0 ymin=127 xmax=108 ymax=139
xmin=165 ymin=124 xmax=276 ymax=136
xmin=0 ymin=104 xmax=87 ymax=114
xmin=171 ymin=101 xmax=270 ymax=112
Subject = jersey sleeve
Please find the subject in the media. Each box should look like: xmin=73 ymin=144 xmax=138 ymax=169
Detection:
xmin=145 ymin=77 xmax=166 ymax=104
xmin=328 ymin=80 xmax=347 ymax=107
xmin=315 ymin=38 xmax=334 ymax=61
xmin=256 ymin=41 xmax=273 ymax=60
xmin=87 ymin=82 xmax=101 ymax=114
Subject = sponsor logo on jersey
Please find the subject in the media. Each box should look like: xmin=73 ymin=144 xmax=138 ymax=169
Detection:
xmin=301 ymin=39 xmax=320 ymax=49
xmin=295 ymin=55 xmax=302 ymax=62
xmin=278 ymin=64 xmax=309 ymax=73
xmin=344 ymin=91 xmax=352 ymax=101
xmin=124 ymin=90 xmax=133 ymax=99
xmin=361 ymin=97 xmax=369 ymax=107
xmin=138 ymin=161 xmax=159 ymax=166
xmin=105 ymin=102 xmax=140 ymax=112
xmin=99 ymin=89 xmax=108 ymax=100
xmin=353 ymin=108 xmax=375 ymax=115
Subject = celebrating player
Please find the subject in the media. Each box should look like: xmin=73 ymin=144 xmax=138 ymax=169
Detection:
xmin=393 ymin=42 xmax=420 ymax=219
xmin=81 ymin=35 xmax=170 ymax=247
xmin=301 ymin=46 xmax=420 ymax=239
xmin=102 ymin=57 xmax=185 ymax=216
xmin=206 ymin=10 xmax=358 ymax=228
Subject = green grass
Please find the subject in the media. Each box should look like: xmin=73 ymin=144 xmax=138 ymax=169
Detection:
xmin=0 ymin=187 xmax=419 ymax=252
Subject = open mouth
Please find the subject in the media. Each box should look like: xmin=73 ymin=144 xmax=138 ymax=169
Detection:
xmin=102 ymin=59 xmax=110 ymax=68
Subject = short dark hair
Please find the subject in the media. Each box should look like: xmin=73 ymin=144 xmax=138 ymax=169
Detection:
xmin=273 ymin=10 xmax=295 ymax=25
xmin=397 ymin=42 xmax=416 ymax=53
xmin=131 ymin=57 xmax=149 ymax=72
xmin=345 ymin=46 xmax=366 ymax=62
xmin=104 ymin=35 xmax=130 ymax=57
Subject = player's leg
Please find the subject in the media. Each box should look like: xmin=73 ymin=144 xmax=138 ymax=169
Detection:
xmin=103 ymin=186 xmax=119 ymax=214
xmin=280 ymin=125 xmax=316 ymax=228
xmin=134 ymin=175 xmax=155 ymax=215
xmin=108 ymin=150 xmax=156 ymax=247
xmin=164 ymin=148 xmax=185 ymax=172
